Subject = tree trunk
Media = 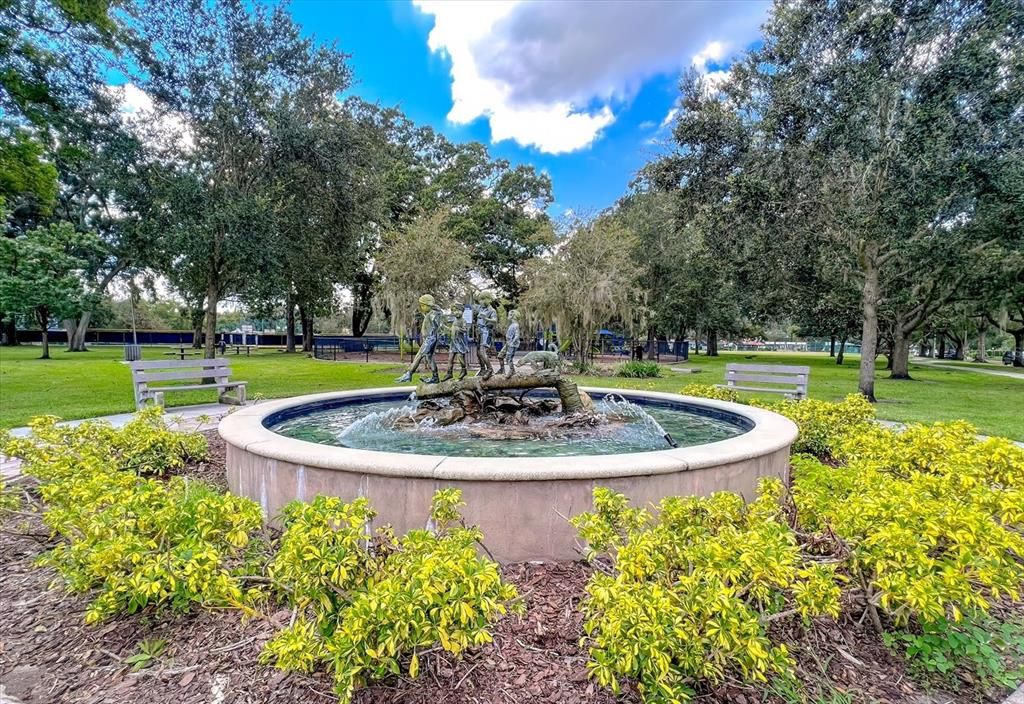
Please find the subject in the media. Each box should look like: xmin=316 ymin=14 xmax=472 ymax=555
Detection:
xmin=829 ymin=335 xmax=836 ymax=357
xmin=414 ymin=368 xmax=588 ymax=414
xmin=203 ymin=282 xmax=219 ymax=359
xmin=1013 ymin=330 xmax=1024 ymax=367
xmin=63 ymin=319 xmax=76 ymax=352
xmin=36 ymin=306 xmax=50 ymax=360
xmin=936 ymin=334 xmax=946 ymax=360
xmin=285 ymin=294 xmax=296 ymax=353
xmin=191 ymin=301 xmax=205 ymax=348
xmin=890 ymin=330 xmax=912 ymax=379
xmin=1 ymin=317 xmax=18 ymax=346
xmin=300 ymin=305 xmax=313 ymax=353
xmin=644 ymin=327 xmax=657 ymax=360
xmin=63 ymin=312 xmax=92 ymax=351
xmin=706 ymin=329 xmax=718 ymax=356
xmin=73 ymin=312 xmax=91 ymax=351
xmin=351 ymin=270 xmax=374 ymax=337
xmin=858 ymin=243 xmax=880 ymax=401
xmin=974 ymin=328 xmax=987 ymax=363
xmin=952 ymin=335 xmax=966 ymax=361
xmin=836 ymin=336 xmax=847 ymax=365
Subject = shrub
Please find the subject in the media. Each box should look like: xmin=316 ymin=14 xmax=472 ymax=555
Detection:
xmin=616 ymin=360 xmax=661 ymax=378
xmin=792 ymin=422 xmax=1024 ymax=631
xmin=571 ymin=483 xmax=840 ymax=703
xmin=751 ymin=394 xmax=875 ymax=457
xmin=2 ymin=410 xmax=262 ymax=624
xmin=679 ymin=383 xmax=738 ymax=402
xmin=883 ymin=615 xmax=1024 ymax=688
xmin=4 ymin=407 xmax=207 ymax=478
xmin=262 ymin=489 xmax=521 ymax=702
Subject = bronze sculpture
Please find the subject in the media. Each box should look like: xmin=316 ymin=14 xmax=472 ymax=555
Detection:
xmin=497 ymin=309 xmax=520 ymax=378
xmin=395 ymin=294 xmax=444 ymax=384
xmin=441 ymin=304 xmax=469 ymax=382
xmin=472 ymin=291 xmax=498 ymax=380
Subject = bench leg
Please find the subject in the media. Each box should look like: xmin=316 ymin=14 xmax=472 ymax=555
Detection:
xmin=153 ymin=391 xmax=165 ymax=409
xmin=218 ymin=385 xmax=246 ymax=406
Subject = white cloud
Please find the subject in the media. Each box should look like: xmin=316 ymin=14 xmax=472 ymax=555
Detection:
xmin=107 ymin=83 xmax=194 ymax=151
xmin=414 ymin=0 xmax=767 ymax=154
xmin=692 ymin=40 xmax=727 ymax=70
xmin=660 ymin=107 xmax=679 ymax=128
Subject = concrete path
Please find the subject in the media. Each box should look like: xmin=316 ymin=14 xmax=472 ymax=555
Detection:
xmin=1 ymin=403 xmax=242 ymax=480
xmin=914 ymin=357 xmax=1024 ymax=380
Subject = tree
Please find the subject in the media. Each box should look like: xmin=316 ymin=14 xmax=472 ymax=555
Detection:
xmin=375 ymin=211 xmax=472 ymax=336
xmin=643 ymin=0 xmax=1023 ymax=399
xmin=735 ymin=0 xmax=1024 ymax=397
xmin=520 ymin=217 xmax=641 ymax=367
xmin=0 ymin=222 xmax=99 ymax=358
xmin=0 ymin=126 xmax=58 ymax=219
xmin=442 ymin=154 xmax=555 ymax=301
xmin=1 ymin=0 xmax=127 ymax=128
xmin=133 ymin=0 xmax=350 ymax=358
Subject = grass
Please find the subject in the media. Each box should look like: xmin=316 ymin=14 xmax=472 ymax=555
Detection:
xmin=1 ymin=344 xmax=1021 ymax=439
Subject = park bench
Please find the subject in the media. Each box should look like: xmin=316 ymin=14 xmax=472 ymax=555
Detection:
xmin=717 ymin=363 xmax=810 ymax=400
xmin=130 ymin=358 xmax=247 ymax=409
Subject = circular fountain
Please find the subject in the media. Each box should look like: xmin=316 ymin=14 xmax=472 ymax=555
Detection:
xmin=219 ymin=382 xmax=798 ymax=562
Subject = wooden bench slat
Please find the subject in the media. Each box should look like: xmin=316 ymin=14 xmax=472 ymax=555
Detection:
xmin=725 ymin=363 xmax=810 ymax=375
xmin=727 ymin=372 xmax=807 ymax=385
xmin=130 ymin=359 xmax=228 ymax=370
xmin=724 ymin=384 xmax=804 ymax=395
xmin=141 ymin=383 xmax=241 ymax=392
xmin=717 ymin=362 xmax=810 ymax=399
xmin=132 ymin=368 xmax=232 ymax=378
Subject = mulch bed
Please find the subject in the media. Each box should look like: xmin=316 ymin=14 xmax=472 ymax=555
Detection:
xmin=1 ymin=448 xmax=1019 ymax=704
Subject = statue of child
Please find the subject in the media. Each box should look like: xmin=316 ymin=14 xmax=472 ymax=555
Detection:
xmin=498 ymin=309 xmax=521 ymax=378
xmin=441 ymin=304 xmax=469 ymax=382
xmin=395 ymin=294 xmax=444 ymax=384
xmin=472 ymin=291 xmax=498 ymax=380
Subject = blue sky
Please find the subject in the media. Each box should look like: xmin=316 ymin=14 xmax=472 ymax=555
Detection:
xmin=283 ymin=1 xmax=769 ymax=216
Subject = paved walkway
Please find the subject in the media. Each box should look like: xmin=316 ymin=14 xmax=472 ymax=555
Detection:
xmin=1 ymin=403 xmax=241 ymax=480
xmin=914 ymin=357 xmax=1024 ymax=380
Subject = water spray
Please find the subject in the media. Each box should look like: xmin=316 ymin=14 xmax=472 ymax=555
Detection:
xmin=603 ymin=394 xmax=678 ymax=449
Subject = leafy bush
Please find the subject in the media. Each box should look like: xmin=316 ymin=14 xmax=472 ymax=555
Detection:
xmin=616 ymin=360 xmax=661 ymax=378
xmin=2 ymin=410 xmax=262 ymax=624
xmin=679 ymin=383 xmax=739 ymax=402
xmin=571 ymin=483 xmax=840 ymax=703
xmin=751 ymin=394 xmax=875 ymax=457
xmin=883 ymin=616 xmax=1024 ymax=688
xmin=262 ymin=489 xmax=521 ymax=702
xmin=792 ymin=421 xmax=1024 ymax=630
xmin=4 ymin=407 xmax=207 ymax=478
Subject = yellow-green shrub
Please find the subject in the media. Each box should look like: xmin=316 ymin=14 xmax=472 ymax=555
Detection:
xmin=572 ymin=483 xmax=840 ymax=703
xmin=792 ymin=421 xmax=1024 ymax=628
xmin=679 ymin=383 xmax=739 ymax=402
xmin=261 ymin=489 xmax=521 ymax=703
xmin=2 ymin=411 xmax=262 ymax=624
xmin=750 ymin=393 xmax=875 ymax=457
xmin=5 ymin=408 xmax=207 ymax=479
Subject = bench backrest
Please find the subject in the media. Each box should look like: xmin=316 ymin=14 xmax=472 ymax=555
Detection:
xmin=725 ymin=363 xmax=810 ymax=397
xmin=130 ymin=358 xmax=233 ymax=386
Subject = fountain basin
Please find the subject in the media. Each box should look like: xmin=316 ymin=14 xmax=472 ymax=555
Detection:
xmin=219 ymin=387 xmax=798 ymax=562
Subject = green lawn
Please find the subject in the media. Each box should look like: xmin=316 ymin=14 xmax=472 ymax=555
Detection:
xmin=1 ymin=344 xmax=1021 ymax=439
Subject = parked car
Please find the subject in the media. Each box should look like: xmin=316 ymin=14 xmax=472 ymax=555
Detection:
xmin=1003 ymin=350 xmax=1017 ymax=365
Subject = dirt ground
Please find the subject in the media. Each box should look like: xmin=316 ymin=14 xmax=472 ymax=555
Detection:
xmin=1 ymin=437 xmax=1019 ymax=704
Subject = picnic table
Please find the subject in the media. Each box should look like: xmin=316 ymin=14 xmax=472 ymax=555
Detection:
xmin=163 ymin=345 xmax=200 ymax=360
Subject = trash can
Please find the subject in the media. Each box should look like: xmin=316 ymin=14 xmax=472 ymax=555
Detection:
xmin=124 ymin=344 xmax=142 ymax=362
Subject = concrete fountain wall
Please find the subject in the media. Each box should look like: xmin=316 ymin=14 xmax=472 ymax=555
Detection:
xmin=218 ymin=387 xmax=799 ymax=562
